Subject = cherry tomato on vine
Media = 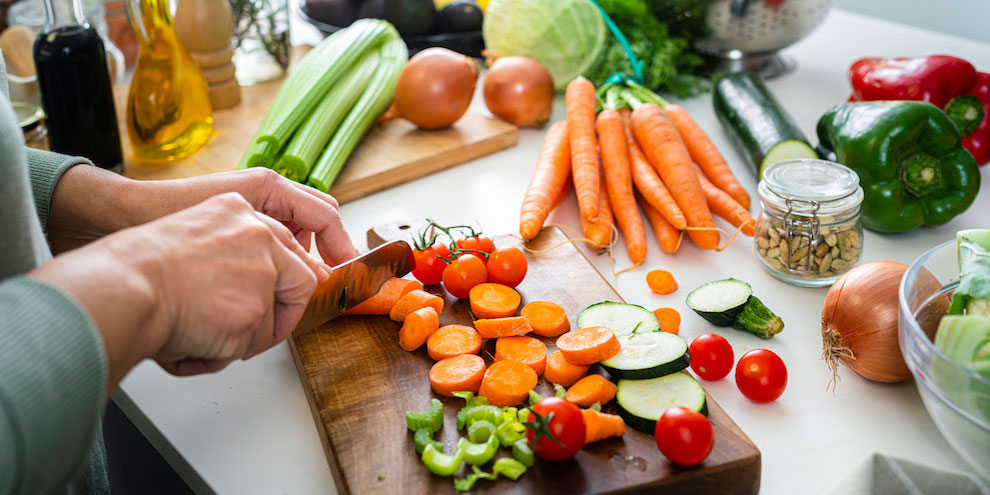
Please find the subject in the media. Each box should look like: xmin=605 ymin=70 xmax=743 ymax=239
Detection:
xmin=689 ymin=334 xmax=734 ymax=381
xmin=442 ymin=253 xmax=488 ymax=299
xmin=486 ymin=247 xmax=528 ymax=288
xmin=522 ymin=397 xmax=585 ymax=462
xmin=735 ymin=349 xmax=787 ymax=403
xmin=456 ymin=235 xmax=495 ymax=257
xmin=411 ymin=244 xmax=450 ymax=285
xmin=654 ymin=406 xmax=714 ymax=466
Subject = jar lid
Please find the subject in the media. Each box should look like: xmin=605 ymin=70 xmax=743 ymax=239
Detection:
xmin=758 ymin=159 xmax=864 ymax=215
xmin=11 ymin=101 xmax=45 ymax=130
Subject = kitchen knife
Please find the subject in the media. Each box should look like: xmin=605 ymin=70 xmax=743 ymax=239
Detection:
xmin=293 ymin=240 xmax=415 ymax=334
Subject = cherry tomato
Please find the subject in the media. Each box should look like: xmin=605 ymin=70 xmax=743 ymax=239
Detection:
xmin=486 ymin=247 xmax=528 ymax=288
xmin=411 ymin=244 xmax=450 ymax=285
xmin=689 ymin=334 xmax=734 ymax=381
xmin=456 ymin=235 xmax=495 ymax=257
xmin=735 ymin=349 xmax=787 ymax=403
xmin=441 ymin=253 xmax=488 ymax=299
xmin=523 ymin=397 xmax=585 ymax=462
xmin=654 ymin=406 xmax=714 ymax=466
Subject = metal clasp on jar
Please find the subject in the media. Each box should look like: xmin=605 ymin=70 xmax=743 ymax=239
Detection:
xmin=783 ymin=198 xmax=820 ymax=273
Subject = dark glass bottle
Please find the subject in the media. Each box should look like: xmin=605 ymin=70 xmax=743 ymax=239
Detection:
xmin=33 ymin=0 xmax=123 ymax=172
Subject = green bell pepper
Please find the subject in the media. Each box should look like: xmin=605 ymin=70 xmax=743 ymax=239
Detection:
xmin=456 ymin=435 xmax=500 ymax=466
xmin=421 ymin=444 xmax=464 ymax=477
xmin=816 ymin=101 xmax=981 ymax=233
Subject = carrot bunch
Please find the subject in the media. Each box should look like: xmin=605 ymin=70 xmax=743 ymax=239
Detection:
xmin=518 ymin=77 xmax=755 ymax=264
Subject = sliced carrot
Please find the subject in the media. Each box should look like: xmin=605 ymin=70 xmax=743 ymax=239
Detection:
xmin=478 ymin=359 xmax=539 ymax=407
xmin=520 ymin=121 xmax=572 ymax=240
xmin=638 ymin=192 xmax=682 ymax=254
xmin=653 ymin=307 xmax=681 ymax=335
xmin=474 ymin=316 xmax=533 ymax=339
xmin=693 ymin=162 xmax=755 ymax=236
xmin=555 ymin=326 xmax=620 ymax=365
xmin=646 ymin=269 xmax=677 ymax=295
xmin=582 ymin=408 xmax=626 ymax=444
xmin=579 ymin=169 xmax=614 ymax=249
xmin=469 ymin=283 xmax=521 ymax=319
xmin=520 ymin=301 xmax=570 ymax=337
xmin=430 ymin=354 xmax=486 ymax=397
xmin=666 ymin=104 xmax=751 ymax=209
xmin=544 ymin=350 xmax=590 ymax=387
xmin=494 ymin=336 xmax=548 ymax=375
xmin=389 ymin=289 xmax=444 ymax=322
xmin=344 ymin=278 xmax=423 ymax=315
xmin=565 ymin=374 xmax=617 ymax=407
xmin=427 ymin=324 xmax=482 ymax=361
xmin=398 ymin=306 xmax=439 ymax=352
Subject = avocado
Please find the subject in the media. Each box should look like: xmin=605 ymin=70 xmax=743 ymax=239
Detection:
xmin=435 ymin=0 xmax=482 ymax=33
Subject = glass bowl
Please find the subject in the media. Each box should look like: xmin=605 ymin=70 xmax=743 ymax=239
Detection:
xmin=898 ymin=239 xmax=990 ymax=477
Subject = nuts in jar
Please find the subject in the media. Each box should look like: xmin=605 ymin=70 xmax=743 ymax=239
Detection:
xmin=755 ymin=218 xmax=862 ymax=279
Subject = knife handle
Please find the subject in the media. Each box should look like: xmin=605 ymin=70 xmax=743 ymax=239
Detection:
xmin=367 ymin=219 xmax=433 ymax=250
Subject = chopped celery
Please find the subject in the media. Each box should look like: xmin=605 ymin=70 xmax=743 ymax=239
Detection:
xmin=456 ymin=435 xmax=499 ymax=466
xmin=494 ymin=407 xmax=518 ymax=426
xmin=405 ymin=398 xmax=443 ymax=433
xmin=413 ymin=428 xmax=443 ymax=455
xmin=495 ymin=419 xmax=526 ymax=448
xmin=511 ymin=439 xmax=535 ymax=467
xmin=492 ymin=458 xmax=528 ymax=480
xmin=453 ymin=465 xmax=497 ymax=492
xmin=467 ymin=420 xmax=494 ymax=443
xmin=463 ymin=405 xmax=500 ymax=429
xmin=528 ymin=389 xmax=544 ymax=406
xmin=421 ymin=444 xmax=463 ymax=477
xmin=554 ymin=384 xmax=567 ymax=398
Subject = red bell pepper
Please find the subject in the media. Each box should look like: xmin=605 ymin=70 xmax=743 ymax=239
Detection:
xmin=848 ymin=55 xmax=990 ymax=165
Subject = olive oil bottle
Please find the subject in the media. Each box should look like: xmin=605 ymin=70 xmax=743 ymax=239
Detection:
xmin=125 ymin=0 xmax=213 ymax=161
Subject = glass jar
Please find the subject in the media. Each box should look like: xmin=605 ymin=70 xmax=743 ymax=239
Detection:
xmin=754 ymin=159 xmax=865 ymax=287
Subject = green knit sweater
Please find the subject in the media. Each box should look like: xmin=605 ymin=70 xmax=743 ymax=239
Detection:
xmin=0 ymin=84 xmax=111 ymax=492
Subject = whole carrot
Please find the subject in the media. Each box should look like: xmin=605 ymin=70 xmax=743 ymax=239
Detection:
xmin=638 ymin=192 xmax=681 ymax=254
xmin=693 ymin=162 xmax=755 ymax=236
xmin=631 ymin=103 xmax=719 ymax=250
xmin=621 ymin=110 xmax=687 ymax=230
xmin=666 ymin=105 xmax=751 ymax=209
xmin=566 ymin=77 xmax=600 ymax=222
xmin=580 ymin=168 xmax=613 ymax=249
xmin=520 ymin=121 xmax=571 ymax=240
xmin=596 ymin=109 xmax=647 ymax=264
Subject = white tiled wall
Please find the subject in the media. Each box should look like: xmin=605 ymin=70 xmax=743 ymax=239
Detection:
xmin=836 ymin=0 xmax=990 ymax=44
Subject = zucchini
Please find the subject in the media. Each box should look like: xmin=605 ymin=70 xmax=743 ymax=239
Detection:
xmin=713 ymin=72 xmax=817 ymax=178
xmin=576 ymin=301 xmax=660 ymax=336
xmin=733 ymin=295 xmax=784 ymax=339
xmin=616 ymin=372 xmax=708 ymax=434
xmin=685 ymin=278 xmax=753 ymax=326
xmin=601 ymin=332 xmax=690 ymax=380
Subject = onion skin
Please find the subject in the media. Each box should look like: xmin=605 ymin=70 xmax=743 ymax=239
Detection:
xmin=483 ymin=56 xmax=554 ymax=127
xmin=385 ymin=47 xmax=478 ymax=129
xmin=821 ymin=260 xmax=911 ymax=386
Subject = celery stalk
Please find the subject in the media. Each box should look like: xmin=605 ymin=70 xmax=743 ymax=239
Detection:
xmin=272 ymin=50 xmax=380 ymax=182
xmin=306 ymin=37 xmax=407 ymax=192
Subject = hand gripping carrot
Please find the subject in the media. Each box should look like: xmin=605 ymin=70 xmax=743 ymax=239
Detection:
xmin=622 ymin=109 xmax=687 ymax=231
xmin=566 ymin=77 xmax=600 ymax=222
xmin=693 ymin=162 xmax=756 ymax=236
xmin=631 ymin=104 xmax=719 ymax=250
xmin=666 ymin=104 xmax=751 ymax=209
xmin=596 ymin=109 xmax=647 ymax=264
xmin=520 ymin=121 xmax=572 ymax=240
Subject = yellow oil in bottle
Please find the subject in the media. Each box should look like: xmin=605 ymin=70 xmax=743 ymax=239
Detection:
xmin=126 ymin=0 xmax=213 ymax=162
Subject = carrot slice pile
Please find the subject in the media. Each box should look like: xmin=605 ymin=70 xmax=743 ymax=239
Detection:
xmin=398 ymin=306 xmax=439 ymax=352
xmin=647 ymin=269 xmax=678 ymax=295
xmin=474 ymin=316 xmax=533 ymax=339
xmin=544 ymin=350 xmax=589 ymax=387
xmin=654 ymin=307 xmax=681 ymax=335
xmin=427 ymin=325 xmax=482 ymax=361
xmin=478 ymin=359 xmax=538 ymax=407
xmin=582 ymin=409 xmax=625 ymax=444
xmin=430 ymin=354 xmax=486 ymax=397
xmin=494 ymin=336 xmax=548 ymax=376
xmin=566 ymin=374 xmax=617 ymax=407
xmin=555 ymin=326 xmax=620 ymax=365
xmin=520 ymin=301 xmax=570 ymax=337
xmin=469 ymin=283 xmax=521 ymax=319
xmin=345 ymin=278 xmax=423 ymax=316
xmin=389 ymin=289 xmax=444 ymax=322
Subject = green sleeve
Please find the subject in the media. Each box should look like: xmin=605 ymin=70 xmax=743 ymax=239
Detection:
xmin=24 ymin=149 xmax=92 ymax=232
xmin=0 ymin=277 xmax=107 ymax=494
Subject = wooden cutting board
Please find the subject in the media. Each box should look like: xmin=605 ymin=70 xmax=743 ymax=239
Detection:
xmin=114 ymin=47 xmax=518 ymax=204
xmin=288 ymin=222 xmax=761 ymax=495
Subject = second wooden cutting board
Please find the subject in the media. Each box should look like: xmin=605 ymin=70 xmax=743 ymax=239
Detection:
xmin=290 ymin=222 xmax=761 ymax=494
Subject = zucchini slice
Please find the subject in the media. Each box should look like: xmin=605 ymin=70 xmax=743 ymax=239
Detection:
xmin=685 ymin=279 xmax=753 ymax=327
xmin=576 ymin=301 xmax=660 ymax=336
xmin=601 ymin=332 xmax=690 ymax=380
xmin=616 ymin=372 xmax=708 ymax=434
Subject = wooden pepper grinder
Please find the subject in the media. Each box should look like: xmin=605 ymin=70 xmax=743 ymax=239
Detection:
xmin=174 ymin=0 xmax=240 ymax=110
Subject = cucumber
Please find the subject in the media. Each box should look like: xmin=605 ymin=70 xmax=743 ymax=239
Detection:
xmin=616 ymin=372 xmax=708 ymax=434
xmin=685 ymin=278 xmax=753 ymax=327
xmin=713 ymin=72 xmax=817 ymax=178
xmin=576 ymin=301 xmax=660 ymax=336
xmin=601 ymin=332 xmax=690 ymax=380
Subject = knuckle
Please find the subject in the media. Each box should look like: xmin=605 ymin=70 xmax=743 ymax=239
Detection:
xmin=252 ymin=167 xmax=283 ymax=190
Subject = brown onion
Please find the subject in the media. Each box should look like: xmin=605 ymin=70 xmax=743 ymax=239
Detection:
xmin=382 ymin=47 xmax=478 ymax=129
xmin=483 ymin=56 xmax=554 ymax=127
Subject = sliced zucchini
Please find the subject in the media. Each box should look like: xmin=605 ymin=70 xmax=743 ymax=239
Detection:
xmin=734 ymin=295 xmax=784 ymax=339
xmin=616 ymin=372 xmax=708 ymax=434
xmin=601 ymin=332 xmax=690 ymax=380
xmin=762 ymin=140 xmax=818 ymax=172
xmin=685 ymin=279 xmax=753 ymax=327
xmin=576 ymin=301 xmax=660 ymax=336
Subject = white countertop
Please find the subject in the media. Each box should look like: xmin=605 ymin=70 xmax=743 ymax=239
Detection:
xmin=117 ymin=8 xmax=990 ymax=494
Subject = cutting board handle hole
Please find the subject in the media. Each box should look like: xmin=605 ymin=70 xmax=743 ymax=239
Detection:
xmin=398 ymin=225 xmax=411 ymax=230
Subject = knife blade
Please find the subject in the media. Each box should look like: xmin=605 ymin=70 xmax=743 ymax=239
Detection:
xmin=293 ymin=240 xmax=415 ymax=334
